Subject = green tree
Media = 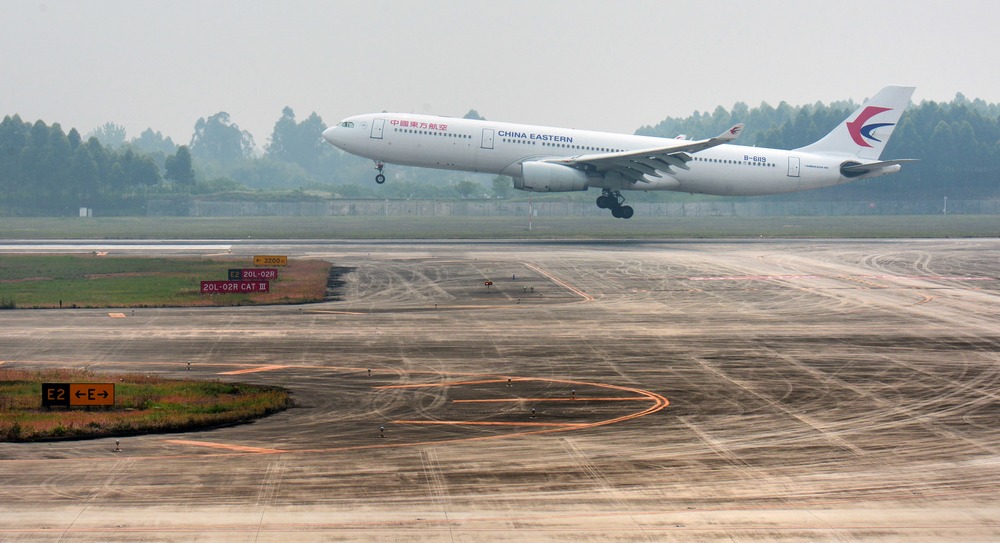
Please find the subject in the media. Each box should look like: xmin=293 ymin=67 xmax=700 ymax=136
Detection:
xmin=131 ymin=128 xmax=178 ymax=156
xmin=190 ymin=112 xmax=255 ymax=165
xmin=43 ymin=123 xmax=73 ymax=206
xmin=265 ymin=107 xmax=330 ymax=176
xmin=266 ymin=106 xmax=298 ymax=161
xmin=90 ymin=122 xmax=127 ymax=148
xmin=71 ymin=144 xmax=99 ymax=204
xmin=164 ymin=146 xmax=195 ymax=186
xmin=131 ymin=154 xmax=162 ymax=187
xmin=453 ymin=179 xmax=482 ymax=198
xmin=0 ymin=115 xmax=29 ymax=197
xmin=491 ymin=176 xmax=513 ymax=199
xmin=67 ymin=128 xmax=82 ymax=150
xmin=84 ymin=137 xmax=111 ymax=188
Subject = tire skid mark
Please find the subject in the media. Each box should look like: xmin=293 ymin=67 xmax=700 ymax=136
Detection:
xmin=561 ymin=437 xmax=652 ymax=540
xmin=255 ymin=459 xmax=285 ymax=507
xmin=523 ymin=262 xmax=594 ymax=302
xmin=420 ymin=449 xmax=455 ymax=541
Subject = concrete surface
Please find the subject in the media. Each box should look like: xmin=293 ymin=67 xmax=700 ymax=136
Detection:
xmin=1 ymin=239 xmax=998 ymax=541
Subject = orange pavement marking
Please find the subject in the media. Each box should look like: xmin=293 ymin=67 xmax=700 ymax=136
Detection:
xmin=376 ymin=378 xmax=518 ymax=390
xmin=218 ymin=365 xmax=287 ymax=375
xmin=108 ymin=312 xmax=126 ymax=318
xmin=453 ymin=396 xmax=653 ymax=403
xmin=164 ymin=439 xmax=285 ymax=454
xmin=523 ymin=262 xmax=594 ymax=302
xmin=381 ymin=376 xmax=669 ymax=436
xmin=393 ymin=420 xmax=584 ymax=427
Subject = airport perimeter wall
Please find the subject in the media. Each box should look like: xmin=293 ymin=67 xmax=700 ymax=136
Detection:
xmin=147 ymin=198 xmax=1000 ymax=218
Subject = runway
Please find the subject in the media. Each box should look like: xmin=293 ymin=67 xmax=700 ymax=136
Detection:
xmin=1 ymin=239 xmax=999 ymax=541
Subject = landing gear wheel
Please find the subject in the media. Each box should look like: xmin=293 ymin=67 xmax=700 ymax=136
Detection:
xmin=374 ymin=161 xmax=386 ymax=184
xmin=375 ymin=174 xmax=386 ymax=184
xmin=598 ymin=189 xmax=635 ymax=218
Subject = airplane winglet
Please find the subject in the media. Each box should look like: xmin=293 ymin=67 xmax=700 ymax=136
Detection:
xmin=719 ymin=123 xmax=744 ymax=141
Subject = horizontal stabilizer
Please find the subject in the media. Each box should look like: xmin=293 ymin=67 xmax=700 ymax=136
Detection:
xmin=841 ymin=159 xmax=918 ymax=177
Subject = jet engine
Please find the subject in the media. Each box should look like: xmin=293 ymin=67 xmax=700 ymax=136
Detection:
xmin=513 ymin=161 xmax=590 ymax=192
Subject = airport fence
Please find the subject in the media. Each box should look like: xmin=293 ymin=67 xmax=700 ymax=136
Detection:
xmin=147 ymin=198 xmax=1000 ymax=218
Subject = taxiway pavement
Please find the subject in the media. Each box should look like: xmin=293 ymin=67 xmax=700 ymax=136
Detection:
xmin=1 ymin=239 xmax=999 ymax=541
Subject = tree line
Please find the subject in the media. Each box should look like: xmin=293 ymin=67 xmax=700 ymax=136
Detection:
xmin=0 ymin=116 xmax=195 ymax=215
xmin=2 ymin=93 xmax=999 ymax=216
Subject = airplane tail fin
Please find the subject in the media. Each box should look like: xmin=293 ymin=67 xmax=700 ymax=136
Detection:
xmin=794 ymin=85 xmax=915 ymax=160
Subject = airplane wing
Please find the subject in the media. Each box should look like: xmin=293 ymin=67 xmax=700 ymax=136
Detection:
xmin=547 ymin=124 xmax=744 ymax=183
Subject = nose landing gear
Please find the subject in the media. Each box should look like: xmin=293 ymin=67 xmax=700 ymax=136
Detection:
xmin=596 ymin=189 xmax=634 ymax=219
xmin=374 ymin=161 xmax=386 ymax=184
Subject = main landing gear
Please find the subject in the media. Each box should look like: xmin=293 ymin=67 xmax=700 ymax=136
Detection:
xmin=374 ymin=161 xmax=386 ymax=184
xmin=596 ymin=189 xmax=634 ymax=219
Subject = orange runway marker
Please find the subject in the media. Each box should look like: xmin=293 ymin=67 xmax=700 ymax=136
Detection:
xmin=164 ymin=439 xmax=285 ymax=454
xmin=376 ymin=378 xmax=520 ymax=390
xmin=218 ymin=365 xmax=288 ymax=375
xmin=453 ymin=396 xmax=654 ymax=403
xmin=393 ymin=420 xmax=585 ymax=427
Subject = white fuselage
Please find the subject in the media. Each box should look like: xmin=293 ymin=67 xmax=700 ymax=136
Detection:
xmin=323 ymin=113 xmax=887 ymax=196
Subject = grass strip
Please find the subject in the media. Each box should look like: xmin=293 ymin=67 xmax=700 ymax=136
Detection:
xmin=0 ymin=255 xmax=333 ymax=308
xmin=0 ymin=368 xmax=291 ymax=442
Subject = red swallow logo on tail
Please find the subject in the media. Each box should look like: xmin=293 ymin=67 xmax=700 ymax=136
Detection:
xmin=846 ymin=106 xmax=894 ymax=147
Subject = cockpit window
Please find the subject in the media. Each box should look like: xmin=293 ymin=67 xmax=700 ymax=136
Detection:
xmin=340 ymin=121 xmax=354 ymax=128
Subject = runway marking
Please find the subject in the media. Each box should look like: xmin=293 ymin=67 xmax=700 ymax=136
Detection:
xmin=444 ymin=304 xmax=522 ymax=310
xmin=376 ymin=376 xmax=669 ymax=439
xmin=163 ymin=439 xmax=285 ymax=454
xmin=218 ymin=365 xmax=288 ymax=375
xmin=394 ymin=420 xmax=585 ymax=427
xmin=107 ymin=312 xmax=126 ymax=318
xmin=523 ymin=262 xmax=594 ymax=302
xmin=689 ymin=274 xmax=995 ymax=282
xmin=452 ymin=397 xmax=653 ymax=403
xmin=689 ymin=275 xmax=823 ymax=281
xmin=376 ymin=378 xmax=522 ymax=389
xmin=304 ymin=310 xmax=366 ymax=315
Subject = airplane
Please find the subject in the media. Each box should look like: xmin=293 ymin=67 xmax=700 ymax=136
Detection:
xmin=322 ymin=86 xmax=915 ymax=219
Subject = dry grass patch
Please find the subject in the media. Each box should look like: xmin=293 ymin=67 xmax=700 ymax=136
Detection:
xmin=0 ymin=255 xmax=334 ymax=308
xmin=0 ymin=368 xmax=291 ymax=441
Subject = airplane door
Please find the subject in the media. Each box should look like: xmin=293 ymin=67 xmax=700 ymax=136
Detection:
xmin=481 ymin=128 xmax=495 ymax=150
xmin=370 ymin=118 xmax=385 ymax=139
xmin=787 ymin=156 xmax=800 ymax=177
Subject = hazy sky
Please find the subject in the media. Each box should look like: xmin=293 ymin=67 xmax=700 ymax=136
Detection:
xmin=4 ymin=0 xmax=999 ymax=149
